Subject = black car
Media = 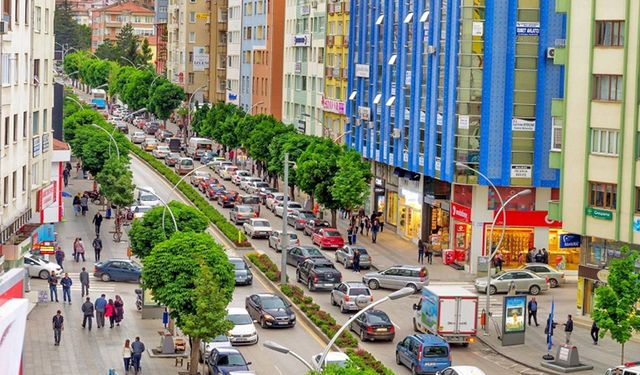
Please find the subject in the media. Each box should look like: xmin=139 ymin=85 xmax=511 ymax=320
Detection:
xmin=303 ymin=219 xmax=331 ymax=236
xmin=143 ymin=121 xmax=160 ymax=135
xmin=230 ymin=257 xmax=252 ymax=285
xmin=116 ymin=122 xmax=129 ymax=134
xmin=218 ymin=191 xmax=237 ymax=208
xmin=287 ymin=210 xmax=317 ymax=230
xmin=349 ymin=309 xmax=395 ymax=342
xmin=245 ymin=293 xmax=296 ymax=328
xmin=296 ymin=259 xmax=342 ymax=291
xmin=287 ymin=245 xmax=326 ymax=267
xmin=156 ymin=129 xmax=174 ymax=142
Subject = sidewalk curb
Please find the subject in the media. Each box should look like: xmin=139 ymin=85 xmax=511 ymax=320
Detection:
xmin=475 ymin=335 xmax=559 ymax=375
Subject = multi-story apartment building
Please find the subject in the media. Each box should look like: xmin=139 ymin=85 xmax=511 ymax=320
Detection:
xmin=226 ymin=0 xmax=241 ymax=106
xmin=551 ymin=0 xmax=640 ymax=315
xmin=155 ymin=0 xmax=168 ymax=22
xmin=282 ymin=0 xmax=326 ymax=135
xmin=90 ymin=2 xmax=155 ymax=51
xmin=238 ymin=0 xmax=266 ymax=113
xmin=154 ymin=0 xmax=168 ymax=74
xmin=346 ymin=0 xmax=566 ymax=274
xmin=208 ymin=0 xmax=227 ymax=103
xmin=322 ymin=1 xmax=348 ymax=141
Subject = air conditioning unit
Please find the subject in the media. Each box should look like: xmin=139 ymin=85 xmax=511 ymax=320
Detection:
xmin=0 ymin=21 xmax=7 ymax=34
xmin=391 ymin=128 xmax=401 ymax=138
xmin=426 ymin=45 xmax=436 ymax=54
xmin=546 ymin=47 xmax=555 ymax=59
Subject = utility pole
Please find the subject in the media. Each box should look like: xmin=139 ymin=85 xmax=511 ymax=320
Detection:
xmin=280 ymin=152 xmax=290 ymax=284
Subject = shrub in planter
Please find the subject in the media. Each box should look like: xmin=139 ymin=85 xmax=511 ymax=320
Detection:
xmin=280 ymin=284 xmax=293 ymax=297
xmin=346 ymin=348 xmax=394 ymax=375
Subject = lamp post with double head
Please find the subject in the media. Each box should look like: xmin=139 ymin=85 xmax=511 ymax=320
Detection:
xmin=263 ymin=341 xmax=314 ymax=371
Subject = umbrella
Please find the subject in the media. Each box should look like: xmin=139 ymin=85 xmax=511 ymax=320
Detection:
xmin=62 ymin=191 xmax=73 ymax=198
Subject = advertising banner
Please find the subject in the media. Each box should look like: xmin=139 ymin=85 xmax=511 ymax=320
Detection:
xmin=503 ymin=295 xmax=526 ymax=333
xmin=0 ymin=298 xmax=28 ymax=375
xmin=192 ymin=47 xmax=209 ymax=71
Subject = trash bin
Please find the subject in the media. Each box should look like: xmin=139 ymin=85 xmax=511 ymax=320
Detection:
xmin=442 ymin=249 xmax=455 ymax=265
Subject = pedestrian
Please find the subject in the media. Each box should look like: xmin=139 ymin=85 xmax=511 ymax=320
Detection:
xmin=52 ymin=310 xmax=64 ymax=346
xmin=534 ymin=248 xmax=543 ymax=263
xmin=364 ymin=216 xmax=371 ymax=236
xmin=92 ymin=235 xmax=103 ymax=262
xmin=359 ymin=216 xmax=365 ymax=235
xmin=65 ymin=161 xmax=72 ymax=173
xmin=74 ymin=238 xmax=86 ymax=262
xmin=378 ymin=213 xmax=384 ymax=232
xmin=417 ymin=238 xmax=425 ymax=264
xmin=371 ymin=219 xmax=380 ymax=243
xmin=73 ymin=194 xmax=82 ymax=216
xmin=60 ymin=273 xmax=73 ymax=304
xmin=80 ymin=194 xmax=89 ymax=216
xmin=114 ymin=295 xmax=124 ymax=326
xmin=62 ymin=168 xmax=70 ymax=188
xmin=76 ymin=161 xmax=82 ymax=177
xmin=48 ymin=271 xmax=59 ymax=302
xmin=54 ymin=246 xmax=65 ymax=271
xmin=350 ymin=224 xmax=357 ymax=245
xmin=92 ymin=211 xmax=103 ymax=236
xmin=79 ymin=267 xmax=90 ymax=297
xmin=494 ymin=252 xmax=504 ymax=272
xmin=347 ymin=226 xmax=353 ymax=245
xmin=426 ymin=237 xmax=434 ymax=265
xmin=591 ymin=321 xmax=600 ymax=345
xmin=122 ymin=339 xmax=133 ymax=373
xmin=527 ymin=297 xmax=539 ymax=326
xmin=106 ymin=299 xmax=115 ymax=328
xmin=563 ymin=314 xmax=574 ymax=344
xmin=131 ymin=336 xmax=146 ymax=374
xmin=81 ymin=297 xmax=94 ymax=330
xmin=541 ymin=248 xmax=549 ymax=264
xmin=526 ymin=248 xmax=534 ymax=263
xmin=95 ymin=294 xmax=107 ymax=328
xmin=353 ymin=249 xmax=361 ymax=273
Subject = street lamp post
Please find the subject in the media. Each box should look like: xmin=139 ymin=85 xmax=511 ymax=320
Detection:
xmin=120 ymin=56 xmax=143 ymax=69
xmin=280 ymin=152 xmax=291 ymax=285
xmin=137 ymin=187 xmax=179 ymax=235
xmin=263 ymin=341 xmax=314 ymax=371
xmin=250 ymin=101 xmax=264 ymax=114
xmin=316 ymin=287 xmax=414 ymax=370
xmin=185 ymin=85 xmax=208 ymax=143
xmin=64 ymin=96 xmax=84 ymax=109
xmin=91 ymin=124 xmax=121 ymax=159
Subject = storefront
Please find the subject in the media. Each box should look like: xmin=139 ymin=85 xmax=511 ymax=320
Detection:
xmin=398 ymin=186 xmax=422 ymax=241
xmin=450 ymin=202 xmax=472 ymax=263
xmin=422 ymin=177 xmax=452 ymax=252
xmin=373 ymin=178 xmax=385 ymax=216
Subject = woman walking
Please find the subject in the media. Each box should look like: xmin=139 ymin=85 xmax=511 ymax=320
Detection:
xmin=114 ymin=295 xmax=124 ymax=326
xmin=122 ymin=339 xmax=133 ymax=373
xmin=73 ymin=238 xmax=86 ymax=262
xmin=106 ymin=299 xmax=115 ymax=328
xmin=73 ymin=194 xmax=82 ymax=216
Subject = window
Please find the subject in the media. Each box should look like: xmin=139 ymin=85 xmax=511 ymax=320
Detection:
xmin=2 ymin=54 xmax=11 ymax=85
xmin=43 ymin=109 xmax=47 ymax=132
xmin=12 ymin=114 xmax=17 ymax=142
xmin=33 ymin=59 xmax=40 ymax=85
xmin=3 ymin=176 xmax=8 ymax=204
xmin=187 ymin=73 xmax=194 ymax=84
xmin=595 ymin=21 xmax=624 ymax=47
xmin=550 ymin=117 xmax=562 ymax=151
xmin=189 ymin=32 xmax=196 ymax=43
xmin=32 ymin=111 xmax=39 ymax=135
xmin=3 ymin=117 xmax=8 ymax=146
xmin=34 ymin=6 xmax=41 ymax=32
xmin=591 ymin=128 xmax=619 ymax=155
xmin=21 ymin=165 xmax=25 ymax=192
xmin=22 ymin=111 xmax=27 ymax=138
xmin=589 ymin=182 xmax=617 ymax=209
xmin=635 ymin=188 xmax=640 ymax=213
xmin=189 ymin=12 xmax=195 ymax=23
xmin=44 ymin=8 xmax=49 ymax=33
xmin=31 ymin=162 xmax=38 ymax=187
xmin=11 ymin=171 xmax=16 ymax=199
xmin=593 ymin=74 xmax=623 ymax=101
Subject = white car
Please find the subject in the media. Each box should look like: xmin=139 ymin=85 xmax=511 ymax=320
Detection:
xmin=266 ymin=193 xmax=284 ymax=210
xmin=137 ymin=187 xmax=160 ymax=207
xmin=130 ymin=205 xmax=154 ymax=219
xmin=436 ymin=367 xmax=487 ymax=375
xmin=190 ymin=170 xmax=212 ymax=186
xmin=232 ymin=170 xmax=252 ymax=185
xmin=247 ymin=181 xmax=270 ymax=195
xmin=131 ymin=131 xmax=146 ymax=144
xmin=227 ymin=307 xmax=258 ymax=345
xmin=24 ymin=254 xmax=62 ymax=279
xmin=240 ymin=177 xmax=262 ymax=191
xmin=268 ymin=230 xmax=300 ymax=252
xmin=152 ymin=145 xmax=171 ymax=159
xmin=274 ymin=201 xmax=304 ymax=217
xmin=215 ymin=161 xmax=233 ymax=174
xmin=312 ymin=352 xmax=349 ymax=370
xmin=199 ymin=335 xmax=232 ymax=361
xmin=220 ymin=166 xmax=239 ymax=180
xmin=242 ymin=218 xmax=273 ymax=239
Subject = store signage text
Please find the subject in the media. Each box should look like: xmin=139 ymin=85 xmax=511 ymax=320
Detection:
xmin=192 ymin=47 xmax=209 ymax=71
xmin=355 ymin=64 xmax=370 ymax=78
xmin=585 ymin=207 xmax=613 ymax=221
xmin=32 ymin=136 xmax=41 ymax=157
xmin=516 ymin=22 xmax=540 ymax=36
xmin=512 ymin=118 xmax=536 ymax=131
xmin=321 ymin=96 xmax=345 ymax=114
xmin=450 ymin=202 xmax=472 ymax=223
xmin=37 ymin=183 xmax=57 ymax=211
xmin=559 ymin=233 xmax=581 ymax=248
xmin=42 ymin=133 xmax=50 ymax=153
xmin=293 ymin=34 xmax=310 ymax=47
xmin=227 ymin=92 xmax=238 ymax=101
xmin=510 ymin=164 xmax=532 ymax=178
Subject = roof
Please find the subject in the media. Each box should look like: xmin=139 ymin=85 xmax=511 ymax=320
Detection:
xmin=53 ymin=139 xmax=70 ymax=150
xmin=227 ymin=307 xmax=250 ymax=314
xmin=94 ymin=1 xmax=154 ymax=14
xmin=424 ymin=285 xmax=477 ymax=298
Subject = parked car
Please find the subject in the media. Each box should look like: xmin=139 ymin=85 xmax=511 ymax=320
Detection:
xmin=205 ymin=184 xmax=226 ymax=200
xmin=129 ymin=205 xmax=154 ymax=219
xmin=240 ymin=177 xmax=263 ymax=191
xmin=215 ymin=161 xmax=233 ymax=175
xmin=258 ymin=187 xmax=278 ymax=204
xmin=230 ymin=205 xmax=256 ymax=224
xmin=242 ymin=218 xmax=272 ymax=239
xmin=141 ymin=138 xmax=158 ymax=151
xmin=312 ymin=228 xmax=345 ymax=250
xmin=335 ymin=246 xmax=372 ymax=269
xmin=190 ymin=170 xmax=212 ymax=186
xmin=246 ymin=181 xmax=270 ymax=195
xmin=330 ymin=282 xmax=373 ymax=313
xmin=131 ymin=131 xmax=146 ymax=144
xmin=230 ymin=257 xmax=253 ymax=285
xmin=200 ymin=151 xmax=218 ymax=165
xmin=350 ymin=309 xmax=395 ymax=342
xmin=296 ymin=259 xmax=342 ymax=291
xmin=245 ymin=293 xmax=296 ymax=328
xmin=218 ymin=191 xmax=238 ymax=208
xmin=200 ymin=335 xmax=232 ymax=361
xmin=268 ymin=230 xmax=300 ymax=252
xmin=175 ymin=157 xmax=195 ymax=175
xmin=152 ymin=145 xmax=171 ymax=159
xmin=207 ymin=347 xmax=252 ymax=375
xmin=232 ymin=170 xmax=252 ymax=185
xmin=143 ymin=121 xmax=160 ymax=135
xmin=164 ymin=152 xmax=181 ymax=167
xmin=396 ymin=334 xmax=452 ymax=375
xmin=265 ymin=192 xmax=284 ymax=210
xmin=137 ymin=186 xmax=160 ymax=207
xmin=286 ymin=245 xmax=326 ymax=267
xmin=155 ymin=129 xmax=174 ymax=142
xmin=198 ymin=178 xmax=220 ymax=193
xmin=93 ymin=259 xmax=142 ymax=282
xmin=362 ymin=265 xmax=429 ymax=292
xmin=287 ymin=210 xmax=317 ymax=230
xmin=23 ymin=253 xmax=62 ymax=279
xmin=312 ymin=352 xmax=349 ymax=370
xmin=274 ymin=201 xmax=304 ymax=217
xmin=167 ymin=138 xmax=182 ymax=153
xmin=220 ymin=165 xmax=239 ymax=180
xmin=226 ymin=307 xmax=259 ymax=345
xmin=238 ymin=195 xmax=261 ymax=217
xmin=436 ymin=367 xmax=487 ymax=375
xmin=474 ymin=270 xmax=549 ymax=295
xmin=521 ymin=263 xmax=565 ymax=288
xmin=303 ymin=219 xmax=332 ymax=236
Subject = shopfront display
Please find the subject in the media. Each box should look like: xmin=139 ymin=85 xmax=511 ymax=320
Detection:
xmin=399 ymin=187 xmax=422 ymax=240
xmin=450 ymin=202 xmax=471 ymax=262
xmin=373 ymin=178 xmax=386 ymax=216
xmin=486 ymin=227 xmax=534 ymax=267
xmin=429 ymin=205 xmax=450 ymax=251
xmin=386 ymin=191 xmax=398 ymax=226
xmin=547 ymin=230 xmax=580 ymax=270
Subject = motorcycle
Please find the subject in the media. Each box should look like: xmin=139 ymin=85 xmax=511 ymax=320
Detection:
xmin=135 ymin=288 xmax=143 ymax=311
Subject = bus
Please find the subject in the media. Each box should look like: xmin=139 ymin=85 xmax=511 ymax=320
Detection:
xmin=91 ymin=89 xmax=107 ymax=109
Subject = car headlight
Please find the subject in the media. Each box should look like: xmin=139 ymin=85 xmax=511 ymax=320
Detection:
xmin=264 ymin=314 xmax=275 ymax=321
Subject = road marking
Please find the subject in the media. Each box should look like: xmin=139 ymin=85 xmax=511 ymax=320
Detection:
xmin=390 ymin=320 xmax=401 ymax=329
xmin=273 ymin=365 xmax=284 ymax=375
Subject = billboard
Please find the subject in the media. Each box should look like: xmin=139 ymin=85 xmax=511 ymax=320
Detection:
xmin=193 ymin=47 xmax=209 ymax=71
xmin=503 ymin=295 xmax=526 ymax=333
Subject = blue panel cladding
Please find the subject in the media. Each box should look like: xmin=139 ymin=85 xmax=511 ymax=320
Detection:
xmin=408 ymin=0 xmax=425 ymax=172
xmin=352 ymin=0 xmax=366 ymax=153
xmin=345 ymin=0 xmax=358 ymax=148
xmin=370 ymin=0 xmax=382 ymax=162
xmin=393 ymin=0 xmax=408 ymax=167
xmin=356 ymin=0 xmax=369 ymax=154
xmin=533 ymin=0 xmax=563 ymax=188
xmin=380 ymin=0 xmax=395 ymax=165
xmin=440 ymin=0 xmax=460 ymax=182
xmin=240 ymin=1 xmax=267 ymax=111
xmin=425 ymin=0 xmax=441 ymax=177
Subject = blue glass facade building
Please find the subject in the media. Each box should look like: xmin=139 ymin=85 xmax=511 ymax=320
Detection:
xmin=239 ymin=0 xmax=267 ymax=112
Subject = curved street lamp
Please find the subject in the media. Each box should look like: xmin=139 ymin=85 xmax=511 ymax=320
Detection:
xmin=137 ymin=187 xmax=179 ymax=236
xmin=91 ymin=124 xmax=121 ymax=159
xmin=64 ymin=96 xmax=85 ymax=109
xmin=185 ymin=85 xmax=208 ymax=142
xmin=263 ymin=341 xmax=314 ymax=371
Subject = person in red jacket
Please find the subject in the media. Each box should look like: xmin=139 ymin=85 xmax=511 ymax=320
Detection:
xmin=105 ymin=299 xmax=115 ymax=328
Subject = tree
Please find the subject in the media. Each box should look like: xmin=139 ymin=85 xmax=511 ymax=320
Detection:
xmin=62 ymin=108 xmax=105 ymax=143
xmin=138 ymin=38 xmax=154 ymax=66
xmin=331 ymin=149 xmax=372 ymax=212
xmin=268 ymin=132 xmax=311 ymax=197
xmin=54 ymin=0 xmax=90 ymax=50
xmin=116 ymin=24 xmax=140 ymax=66
xmin=95 ymin=40 xmax=121 ymax=61
xmin=149 ymin=81 xmax=185 ymax=124
xmin=308 ymin=362 xmax=378 ymax=375
xmin=201 ymin=102 xmax=243 ymax=143
xmin=247 ymin=118 xmax=292 ymax=162
xmin=122 ymin=70 xmax=154 ymax=110
xmin=108 ymin=65 xmax=137 ymax=97
xmin=592 ymin=247 xmax=640 ymax=364
xmin=128 ymin=201 xmax=208 ymax=259
xmin=191 ymin=103 xmax=210 ymax=135
xmin=63 ymin=52 xmax=88 ymax=82
xmin=96 ymin=156 xmax=135 ymax=207
xmin=219 ymin=112 xmax=244 ymax=150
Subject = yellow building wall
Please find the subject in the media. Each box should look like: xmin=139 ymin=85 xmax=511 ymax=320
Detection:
xmin=323 ymin=3 xmax=349 ymax=141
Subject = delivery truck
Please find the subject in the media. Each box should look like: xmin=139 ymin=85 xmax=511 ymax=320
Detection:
xmin=412 ymin=285 xmax=478 ymax=345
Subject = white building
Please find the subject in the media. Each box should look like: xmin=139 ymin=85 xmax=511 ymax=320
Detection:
xmin=225 ymin=0 xmax=241 ymax=106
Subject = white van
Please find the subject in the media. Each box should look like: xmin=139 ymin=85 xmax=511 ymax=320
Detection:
xmin=187 ymin=137 xmax=213 ymax=160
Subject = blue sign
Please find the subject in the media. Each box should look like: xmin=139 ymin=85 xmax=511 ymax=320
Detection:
xmin=228 ymin=92 xmax=238 ymax=101
xmin=516 ymin=22 xmax=540 ymax=36
xmin=35 ymin=223 xmax=56 ymax=242
xmin=559 ymin=234 xmax=581 ymax=248
xmin=633 ymin=217 xmax=640 ymax=232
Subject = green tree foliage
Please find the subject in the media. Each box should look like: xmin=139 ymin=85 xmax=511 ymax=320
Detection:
xmin=247 ymin=118 xmax=292 ymax=162
xmin=62 ymin=108 xmax=105 ymax=143
xmin=268 ymin=132 xmax=310 ymax=196
xmin=71 ymin=127 xmax=111 ymax=176
xmin=149 ymin=81 xmax=185 ymax=122
xmin=54 ymin=0 xmax=90 ymax=50
xmin=191 ymin=103 xmax=210 ymax=135
xmin=63 ymin=90 xmax=89 ymax=118
xmin=108 ymin=65 xmax=137 ymax=97
xmin=138 ymin=38 xmax=154 ymax=66
xmin=79 ymin=59 xmax=116 ymax=88
xmin=307 ymin=362 xmax=378 ymax=375
xmin=63 ymin=52 xmax=88 ymax=80
xmin=236 ymin=114 xmax=269 ymax=148
xmin=122 ymin=70 xmax=154 ymax=110
xmin=96 ymin=157 xmax=135 ymax=208
xmin=95 ymin=40 xmax=121 ymax=61
xmin=201 ymin=102 xmax=244 ymax=142
xmin=592 ymin=247 xmax=640 ymax=364
xmin=116 ymin=24 xmax=140 ymax=66
xmin=331 ymin=149 xmax=372 ymax=211
xmin=219 ymin=112 xmax=244 ymax=150
xmin=128 ymin=201 xmax=208 ymax=259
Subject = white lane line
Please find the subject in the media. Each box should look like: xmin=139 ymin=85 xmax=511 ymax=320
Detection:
xmin=273 ymin=365 xmax=285 ymax=375
xmin=390 ymin=320 xmax=401 ymax=329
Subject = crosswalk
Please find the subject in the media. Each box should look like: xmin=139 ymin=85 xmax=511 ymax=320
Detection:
xmin=31 ymin=272 xmax=116 ymax=294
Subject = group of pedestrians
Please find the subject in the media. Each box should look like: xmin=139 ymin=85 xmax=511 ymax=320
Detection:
xmin=417 ymin=236 xmax=434 ymax=265
xmin=81 ymin=294 xmax=125 ymax=330
xmin=344 ymin=209 xmax=384 ymax=245
xmin=72 ymin=192 xmax=90 ymax=216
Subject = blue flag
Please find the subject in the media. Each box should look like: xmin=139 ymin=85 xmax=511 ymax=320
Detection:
xmin=547 ymin=298 xmax=555 ymax=351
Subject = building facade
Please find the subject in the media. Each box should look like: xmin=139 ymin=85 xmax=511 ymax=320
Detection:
xmin=346 ymin=0 xmax=566 ymax=273
xmin=323 ymin=1 xmax=349 ymax=141
xmin=282 ymin=0 xmax=326 ymax=135
xmin=238 ymin=0 xmax=266 ymax=113
xmin=90 ymin=1 xmax=155 ymax=51
xmin=155 ymin=0 xmax=168 ymax=22
xmin=226 ymin=0 xmax=241 ymax=106
xmin=208 ymin=0 xmax=228 ymax=104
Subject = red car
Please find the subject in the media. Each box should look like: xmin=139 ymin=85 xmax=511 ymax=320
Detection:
xmin=206 ymin=184 xmax=225 ymax=200
xmin=218 ymin=191 xmax=240 ymax=208
xmin=198 ymin=178 xmax=220 ymax=193
xmin=312 ymin=228 xmax=345 ymax=250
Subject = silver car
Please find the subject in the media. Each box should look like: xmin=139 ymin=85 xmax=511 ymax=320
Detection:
xmin=362 ymin=265 xmax=429 ymax=292
xmin=521 ymin=263 xmax=565 ymax=288
xmin=474 ymin=270 xmax=549 ymax=295
xmin=23 ymin=254 xmax=62 ymax=279
xmin=330 ymin=282 xmax=372 ymax=313
xmin=335 ymin=246 xmax=372 ymax=269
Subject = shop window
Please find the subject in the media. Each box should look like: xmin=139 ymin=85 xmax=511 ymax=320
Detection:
xmin=588 ymin=182 xmax=617 ymax=209
xmin=595 ymin=20 xmax=624 ymax=47
xmin=386 ymin=191 xmax=398 ymax=226
xmin=592 ymin=74 xmax=623 ymax=101
xmin=635 ymin=188 xmax=640 ymax=213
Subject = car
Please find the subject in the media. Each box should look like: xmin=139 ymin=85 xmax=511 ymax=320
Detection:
xmin=200 ymin=151 xmax=219 ymax=165
xmin=93 ymin=259 xmax=142 ymax=282
xmin=198 ymin=178 xmax=219 ymax=193
xmin=238 ymin=194 xmax=261 ymax=217
xmin=142 ymin=138 xmax=158 ymax=151
xmin=214 ymin=161 xmax=233 ymax=174
xmin=312 ymin=228 xmax=345 ymax=250
xmin=240 ymin=177 xmax=262 ymax=191
xmin=220 ymin=165 xmax=239 ymax=180
xmin=207 ymin=347 xmax=252 ymax=375
xmin=257 ymin=187 xmax=278 ymax=204
xmin=137 ymin=186 xmax=160 ymax=207
xmin=268 ymin=230 xmax=300 ymax=252
xmin=205 ymin=184 xmax=226 ymax=200
xmin=265 ymin=192 xmax=284 ymax=209
xmin=274 ymin=201 xmax=304 ymax=217
xmin=190 ymin=170 xmax=212 ymax=186
xmin=200 ymin=335 xmax=232 ymax=361
xmin=350 ymin=309 xmax=395 ymax=342
xmin=129 ymin=205 xmax=154 ymax=219
xmin=312 ymin=352 xmax=349 ymax=370
xmin=175 ymin=157 xmax=195 ymax=175
xmin=303 ymin=219 xmax=331 ymax=236
xmin=246 ymin=181 xmax=270 ymax=195
xmin=152 ymin=145 xmax=171 ymax=159
xmin=218 ymin=191 xmax=238 ymax=208
xmin=336 ymin=246 xmax=372 ymax=269
xmin=330 ymin=282 xmax=373 ymax=313
xmin=23 ymin=253 xmax=62 ymax=279
xmin=226 ymin=307 xmax=259 ymax=345
xmin=230 ymin=205 xmax=256 ymax=224
xmin=232 ymin=170 xmax=252 ymax=185
xmin=286 ymin=245 xmax=326 ymax=267
xmin=242 ymin=218 xmax=272 ymax=239
xmin=155 ymin=129 xmax=174 ymax=142
xmin=164 ymin=152 xmax=181 ymax=167
xmin=245 ymin=293 xmax=296 ymax=328
xmin=521 ymin=263 xmax=565 ymax=288
xmin=287 ymin=210 xmax=317 ymax=230
xmin=296 ymin=258 xmax=342 ymax=291
xmin=396 ymin=334 xmax=452 ymax=375
xmin=436 ymin=366 xmax=488 ymax=375
xmin=605 ymin=363 xmax=640 ymax=375
xmin=474 ymin=269 xmax=549 ymax=295
xmin=115 ymin=122 xmax=129 ymax=134
xmin=143 ymin=121 xmax=160 ymax=135
xmin=230 ymin=257 xmax=253 ymax=285
xmin=130 ymin=131 xmax=146 ymax=144
xmin=362 ymin=265 xmax=429 ymax=292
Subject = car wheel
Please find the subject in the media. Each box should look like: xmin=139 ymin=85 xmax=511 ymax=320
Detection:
xmin=101 ymin=273 xmax=111 ymax=282
xmin=529 ymin=285 xmax=541 ymax=295
xmin=411 ymin=365 xmax=418 ymax=375
xmin=360 ymin=328 xmax=366 ymax=341
xmin=260 ymin=317 xmax=267 ymax=329
xmin=488 ymin=285 xmax=497 ymax=295
xmin=368 ymin=280 xmax=380 ymax=290
xmin=308 ymin=279 xmax=315 ymax=292
xmin=38 ymin=270 xmax=50 ymax=279
xmin=340 ymin=302 xmax=347 ymax=314
xmin=395 ymin=352 xmax=401 ymax=365
xmin=406 ymin=283 xmax=419 ymax=293
xmin=296 ymin=271 xmax=302 ymax=283
xmin=549 ymin=278 xmax=559 ymax=288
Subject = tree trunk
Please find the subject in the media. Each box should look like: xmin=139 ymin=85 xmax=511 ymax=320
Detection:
xmin=189 ymin=336 xmax=201 ymax=375
xmin=621 ymin=342 xmax=625 ymax=365
xmin=331 ymin=209 xmax=337 ymax=227
xmin=289 ymin=185 xmax=295 ymax=201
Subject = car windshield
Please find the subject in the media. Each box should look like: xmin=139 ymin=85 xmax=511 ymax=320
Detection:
xmin=305 ymin=248 xmax=322 ymax=257
xmin=230 ymin=260 xmax=247 ymax=270
xmin=242 ymin=197 xmax=260 ymax=204
xmin=324 ymin=231 xmax=341 ymax=237
xmin=220 ymin=353 xmax=246 ymax=366
xmin=423 ymin=346 xmax=449 ymax=357
xmin=134 ymin=206 xmax=152 ymax=213
xmin=181 ymin=159 xmax=194 ymax=166
xmin=348 ymin=287 xmax=371 ymax=296
xmin=352 ymin=248 xmax=369 ymax=255
xmin=237 ymin=206 xmax=253 ymax=212
xmin=316 ymin=263 xmax=336 ymax=270
xmin=212 ymin=335 xmax=228 ymax=342
xmin=157 ymin=146 xmax=169 ymax=151
xmin=366 ymin=312 xmax=391 ymax=324
xmin=289 ymin=203 xmax=303 ymax=208
xmin=168 ymin=153 xmax=179 ymax=158
xmin=299 ymin=212 xmax=316 ymax=219
xmin=288 ymin=233 xmax=298 ymax=240
xmin=130 ymin=261 xmax=142 ymax=268
xmin=261 ymin=297 xmax=287 ymax=309
xmin=139 ymin=195 xmax=156 ymax=203
xmin=227 ymin=314 xmax=252 ymax=325
xmin=254 ymin=220 xmax=270 ymax=227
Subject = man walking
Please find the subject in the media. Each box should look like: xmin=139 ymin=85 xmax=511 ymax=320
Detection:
xmin=417 ymin=238 xmax=425 ymax=264
xmin=371 ymin=219 xmax=380 ymax=243
xmin=79 ymin=267 xmax=90 ymax=297
xmin=95 ymin=294 xmax=107 ymax=328
xmin=62 ymin=168 xmax=70 ymax=188
xmin=563 ymin=314 xmax=574 ymax=344
xmin=54 ymin=246 xmax=65 ymax=271
xmin=60 ymin=273 xmax=73 ymax=304
xmin=425 ymin=236 xmax=434 ymax=265
xmin=92 ymin=236 xmax=103 ymax=262
xmin=80 ymin=194 xmax=89 ymax=216
xmin=92 ymin=212 xmax=103 ymax=236
xmin=591 ymin=321 xmax=600 ymax=345
xmin=131 ymin=336 xmax=146 ymax=374
xmin=352 ymin=249 xmax=361 ymax=273
xmin=527 ymin=297 xmax=539 ymax=326
xmin=48 ymin=271 xmax=59 ymax=302
xmin=81 ymin=297 xmax=94 ymax=330
xmin=52 ymin=310 xmax=64 ymax=346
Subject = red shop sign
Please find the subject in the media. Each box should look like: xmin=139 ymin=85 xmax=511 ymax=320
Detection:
xmin=492 ymin=210 xmax=562 ymax=227
xmin=450 ymin=202 xmax=472 ymax=223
